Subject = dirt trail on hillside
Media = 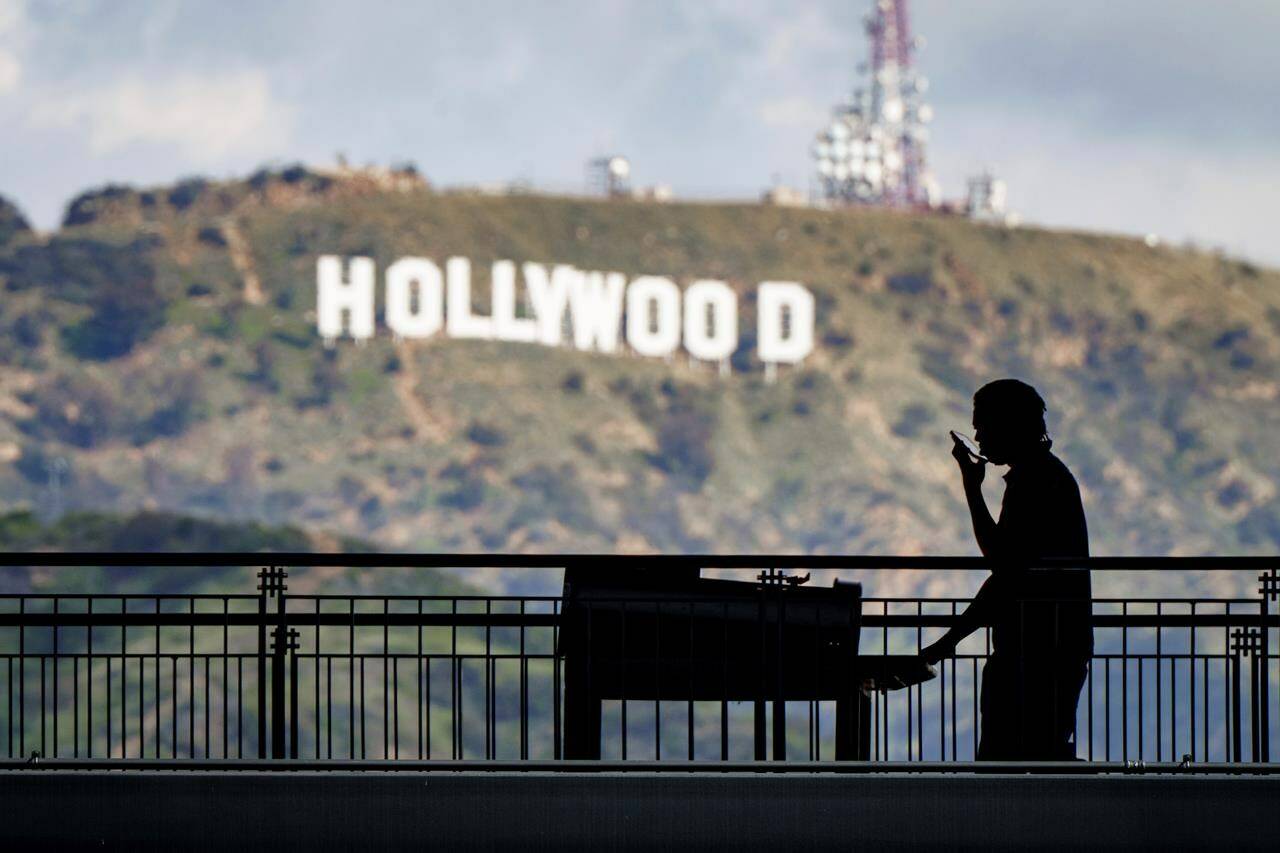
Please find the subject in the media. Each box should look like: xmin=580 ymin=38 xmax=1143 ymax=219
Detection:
xmin=220 ymin=219 xmax=265 ymax=306
xmin=393 ymin=340 xmax=450 ymax=443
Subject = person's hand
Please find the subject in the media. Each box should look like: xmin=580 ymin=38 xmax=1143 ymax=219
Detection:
xmin=919 ymin=637 xmax=956 ymax=665
xmin=950 ymin=433 xmax=985 ymax=489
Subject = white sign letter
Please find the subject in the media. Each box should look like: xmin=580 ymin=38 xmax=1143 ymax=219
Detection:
xmin=523 ymin=263 xmax=581 ymax=346
xmin=492 ymin=260 xmax=538 ymax=343
xmin=683 ymin=280 xmax=737 ymax=362
xmin=569 ymin=271 xmax=626 ymax=353
xmin=626 ymin=276 xmax=681 ymax=358
xmin=317 ymin=255 xmax=375 ymax=341
xmin=757 ymin=281 xmax=814 ymax=364
xmin=446 ymin=257 xmax=494 ymax=339
xmin=385 ymin=257 xmax=444 ymax=339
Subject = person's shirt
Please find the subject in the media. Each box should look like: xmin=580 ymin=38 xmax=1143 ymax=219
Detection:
xmin=988 ymin=447 xmax=1092 ymax=659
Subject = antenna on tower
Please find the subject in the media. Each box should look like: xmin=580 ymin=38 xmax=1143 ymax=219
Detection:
xmin=586 ymin=156 xmax=632 ymax=198
xmin=43 ymin=456 xmax=68 ymax=522
xmin=812 ymin=0 xmax=939 ymax=210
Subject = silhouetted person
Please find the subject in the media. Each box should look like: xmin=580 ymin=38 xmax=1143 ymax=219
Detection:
xmin=920 ymin=379 xmax=1092 ymax=760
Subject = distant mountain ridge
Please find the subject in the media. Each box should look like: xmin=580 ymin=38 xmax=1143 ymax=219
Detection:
xmin=1 ymin=167 xmax=1277 ymax=596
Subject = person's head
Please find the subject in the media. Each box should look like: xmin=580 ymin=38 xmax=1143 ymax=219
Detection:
xmin=972 ymin=379 xmax=1051 ymax=465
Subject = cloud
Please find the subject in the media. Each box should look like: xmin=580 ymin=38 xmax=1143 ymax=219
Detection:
xmin=0 ymin=49 xmax=17 ymax=93
xmin=757 ymin=96 xmax=828 ymax=129
xmin=0 ymin=0 xmax=24 ymax=95
xmin=929 ymin=104 xmax=1280 ymax=264
xmin=28 ymin=69 xmax=291 ymax=162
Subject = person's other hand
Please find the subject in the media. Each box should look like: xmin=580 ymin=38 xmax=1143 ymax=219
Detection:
xmin=919 ymin=637 xmax=956 ymax=665
xmin=950 ymin=433 xmax=985 ymax=488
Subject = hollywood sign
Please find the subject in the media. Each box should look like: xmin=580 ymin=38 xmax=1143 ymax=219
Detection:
xmin=316 ymin=256 xmax=815 ymax=366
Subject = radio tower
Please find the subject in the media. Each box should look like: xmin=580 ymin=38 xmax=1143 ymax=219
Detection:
xmin=812 ymin=0 xmax=939 ymax=209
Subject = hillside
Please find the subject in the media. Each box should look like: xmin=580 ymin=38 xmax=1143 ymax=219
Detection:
xmin=0 ymin=168 xmax=1277 ymax=596
xmin=0 ymin=508 xmax=475 ymax=599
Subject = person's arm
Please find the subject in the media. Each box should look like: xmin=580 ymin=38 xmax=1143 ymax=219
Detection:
xmin=964 ymin=475 xmax=1001 ymax=558
xmin=950 ymin=434 xmax=1002 ymax=557
xmin=920 ymin=573 xmax=1000 ymax=663
xmin=921 ymin=435 xmax=1007 ymax=663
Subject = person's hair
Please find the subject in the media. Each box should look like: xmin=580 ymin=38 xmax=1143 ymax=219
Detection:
xmin=973 ymin=378 xmax=1052 ymax=451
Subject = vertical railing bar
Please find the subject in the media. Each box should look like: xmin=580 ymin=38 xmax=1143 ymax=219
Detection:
xmin=349 ymin=599 xmax=355 ymax=760
xmin=327 ymin=655 xmax=334 ymax=760
xmin=942 ymin=596 xmax=952 ymax=758
xmin=451 ymin=599 xmax=459 ymax=761
xmin=40 ymin=652 xmax=46 ymax=760
xmin=1121 ymin=602 xmax=1128 ymax=762
xmin=257 ymin=584 xmax=266 ymax=759
xmin=188 ymin=596 xmax=195 ymax=760
xmin=1169 ymin=603 xmax=1177 ymax=762
xmin=917 ymin=600 xmax=924 ymax=761
xmin=73 ymin=651 xmax=79 ymax=759
xmin=1250 ymin=636 xmax=1261 ymax=762
xmin=886 ymin=601 xmax=893 ymax=762
xmin=1225 ymin=603 xmax=1233 ymax=761
xmin=1190 ymin=602 xmax=1196 ymax=762
xmin=204 ymin=656 xmax=210 ymax=759
xmin=1087 ymin=647 xmax=1094 ymax=762
xmin=383 ymin=598 xmax=389 ymax=761
xmin=154 ymin=598 xmax=160 ymax=760
xmin=430 ymin=650 xmax=435 ymax=758
xmin=688 ymin=600 xmax=695 ymax=762
xmin=1265 ymin=569 xmax=1275 ymax=763
xmin=52 ymin=599 xmax=58 ymax=759
xmin=170 ymin=656 xmax=177 ymax=759
xmin=360 ymin=655 xmax=367 ymax=760
xmin=1104 ymin=656 xmax=1111 ymax=761
xmin=104 ymin=607 xmax=111 ymax=758
xmin=8 ymin=655 xmax=14 ymax=759
xmin=519 ymin=599 xmax=528 ymax=762
xmin=81 ymin=598 xmax=86 ymax=759
xmin=484 ymin=598 xmax=492 ymax=761
xmin=1202 ymin=655 xmax=1209 ymax=762
xmin=418 ymin=599 xmax=424 ymax=761
xmin=620 ymin=599 xmax=628 ymax=761
xmin=7 ymin=653 xmax=12 ymax=753
xmin=1231 ymin=643 xmax=1242 ymax=762
xmin=121 ymin=597 xmax=128 ymax=759
xmin=971 ymin=657 xmax=978 ymax=760
xmin=393 ymin=655 xmax=400 ymax=760
xmin=721 ymin=599 xmax=729 ymax=763
xmin=1138 ymin=656 xmax=1145 ymax=762
xmin=811 ymin=600 xmax=820 ymax=763
xmin=552 ymin=599 xmax=561 ymax=762
xmin=289 ymin=630 xmax=299 ymax=760
xmin=654 ymin=599 xmax=661 ymax=761
xmin=316 ymin=599 xmax=322 ymax=761
xmin=142 ymin=648 xmax=150 ymax=761
xmin=950 ymin=602 xmax=957 ymax=762
xmin=222 ymin=599 xmax=229 ymax=760
xmin=1156 ymin=601 xmax=1162 ymax=762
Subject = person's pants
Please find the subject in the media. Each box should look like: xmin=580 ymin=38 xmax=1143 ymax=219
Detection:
xmin=977 ymin=654 xmax=1088 ymax=761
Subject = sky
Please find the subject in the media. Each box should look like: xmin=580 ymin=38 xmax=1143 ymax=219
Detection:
xmin=0 ymin=0 xmax=1277 ymax=264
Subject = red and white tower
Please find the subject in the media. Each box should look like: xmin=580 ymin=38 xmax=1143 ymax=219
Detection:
xmin=813 ymin=0 xmax=939 ymax=208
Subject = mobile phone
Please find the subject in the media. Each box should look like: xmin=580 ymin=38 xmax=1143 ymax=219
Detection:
xmin=949 ymin=430 xmax=988 ymax=463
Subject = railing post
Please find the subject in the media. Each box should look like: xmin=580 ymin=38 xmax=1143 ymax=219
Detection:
xmin=273 ymin=627 xmax=301 ymax=759
xmin=1260 ymin=570 xmax=1277 ymax=762
xmin=257 ymin=567 xmax=289 ymax=759
xmin=1230 ymin=627 xmax=1261 ymax=762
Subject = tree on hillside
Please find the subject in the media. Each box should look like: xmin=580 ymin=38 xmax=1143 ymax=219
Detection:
xmin=0 ymin=195 xmax=32 ymax=246
xmin=57 ymin=239 xmax=166 ymax=360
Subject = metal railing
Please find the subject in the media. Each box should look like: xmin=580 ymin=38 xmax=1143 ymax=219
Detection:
xmin=0 ymin=554 xmax=1276 ymax=772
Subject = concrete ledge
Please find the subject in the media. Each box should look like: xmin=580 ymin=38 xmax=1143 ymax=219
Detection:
xmin=2 ymin=771 xmax=1277 ymax=850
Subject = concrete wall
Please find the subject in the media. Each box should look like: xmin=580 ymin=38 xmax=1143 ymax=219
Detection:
xmin=2 ymin=771 xmax=1277 ymax=850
